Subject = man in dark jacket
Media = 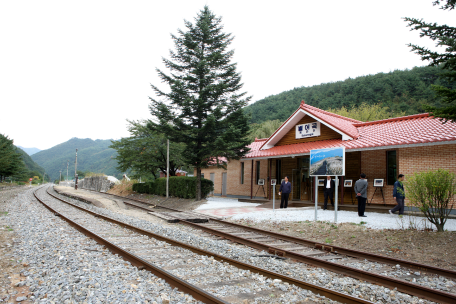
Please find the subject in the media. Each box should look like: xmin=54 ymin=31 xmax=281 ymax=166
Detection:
xmin=354 ymin=173 xmax=368 ymax=217
xmin=279 ymin=176 xmax=291 ymax=208
xmin=390 ymin=174 xmax=405 ymax=215
xmin=323 ymin=175 xmax=335 ymax=210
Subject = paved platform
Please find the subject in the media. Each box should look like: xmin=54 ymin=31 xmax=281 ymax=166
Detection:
xmin=240 ymin=198 xmax=397 ymax=214
xmin=195 ymin=206 xmax=269 ymax=218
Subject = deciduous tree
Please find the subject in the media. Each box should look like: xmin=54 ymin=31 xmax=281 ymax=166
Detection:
xmin=326 ymin=103 xmax=405 ymax=122
xmin=111 ymin=120 xmax=186 ymax=180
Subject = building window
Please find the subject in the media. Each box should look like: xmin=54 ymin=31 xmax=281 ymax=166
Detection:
xmin=387 ymin=150 xmax=397 ymax=185
xmin=276 ymin=159 xmax=282 ymax=182
xmin=241 ymin=162 xmax=244 ymax=184
xmin=256 ymin=161 xmax=260 ymax=184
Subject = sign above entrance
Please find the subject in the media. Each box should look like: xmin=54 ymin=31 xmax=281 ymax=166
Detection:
xmin=310 ymin=147 xmax=345 ymax=176
xmin=296 ymin=121 xmax=321 ymax=139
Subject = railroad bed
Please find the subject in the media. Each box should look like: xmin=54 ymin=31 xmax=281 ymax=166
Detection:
xmin=74 ymin=187 xmax=456 ymax=303
xmin=39 ymin=186 xmax=369 ymax=303
xmin=119 ymin=193 xmax=456 ymax=294
xmin=44 ymin=186 xmax=456 ymax=303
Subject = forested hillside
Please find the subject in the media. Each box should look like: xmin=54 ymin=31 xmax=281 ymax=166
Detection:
xmin=31 ymin=138 xmax=121 ymax=181
xmin=15 ymin=147 xmax=45 ymax=179
xmin=244 ymin=66 xmax=455 ymax=123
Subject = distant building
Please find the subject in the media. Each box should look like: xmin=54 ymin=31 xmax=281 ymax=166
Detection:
xmin=160 ymin=169 xmax=187 ymax=178
xmin=197 ymin=101 xmax=456 ymax=206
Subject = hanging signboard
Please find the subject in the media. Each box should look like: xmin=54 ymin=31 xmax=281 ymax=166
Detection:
xmin=296 ymin=121 xmax=320 ymax=139
xmin=310 ymin=147 xmax=345 ymax=176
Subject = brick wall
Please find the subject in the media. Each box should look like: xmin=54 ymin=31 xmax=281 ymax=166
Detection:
xmin=399 ymin=144 xmax=456 ymax=176
xmin=197 ymin=167 xmax=225 ymax=195
xmin=200 ymin=159 xmax=269 ymax=197
xmin=360 ymin=149 xmax=395 ymax=205
xmin=226 ymin=159 xmax=269 ymax=198
xmin=399 ymin=144 xmax=456 ymax=207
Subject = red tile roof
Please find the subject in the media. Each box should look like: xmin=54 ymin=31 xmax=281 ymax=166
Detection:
xmin=259 ymin=101 xmax=361 ymax=151
xmin=244 ymin=110 xmax=456 ymax=159
xmin=301 ymin=102 xmax=360 ymax=139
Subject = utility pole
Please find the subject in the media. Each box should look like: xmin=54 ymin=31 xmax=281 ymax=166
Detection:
xmin=59 ymin=171 xmax=62 ymax=184
xmin=43 ymin=171 xmax=45 ymax=184
xmin=75 ymin=149 xmax=78 ymax=190
xmin=66 ymin=160 xmax=69 ymax=182
xmin=166 ymin=139 xmax=169 ymax=198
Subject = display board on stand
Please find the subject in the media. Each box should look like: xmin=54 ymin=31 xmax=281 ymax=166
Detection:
xmin=310 ymin=147 xmax=346 ymax=223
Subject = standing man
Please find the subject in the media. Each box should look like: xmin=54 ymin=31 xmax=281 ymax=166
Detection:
xmin=323 ymin=176 xmax=335 ymax=210
xmin=354 ymin=173 xmax=368 ymax=217
xmin=279 ymin=176 xmax=291 ymax=209
xmin=390 ymin=174 xmax=405 ymax=215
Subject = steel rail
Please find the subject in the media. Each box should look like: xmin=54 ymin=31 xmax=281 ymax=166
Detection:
xmin=47 ymin=187 xmax=371 ymax=304
xmin=34 ymin=188 xmax=228 ymax=304
xmin=121 ymin=200 xmax=456 ymax=304
xmin=109 ymin=191 xmax=456 ymax=280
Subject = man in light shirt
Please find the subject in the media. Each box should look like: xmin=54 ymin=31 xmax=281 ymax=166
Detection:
xmin=323 ymin=175 xmax=335 ymax=210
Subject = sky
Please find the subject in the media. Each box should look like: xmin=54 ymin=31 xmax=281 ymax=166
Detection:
xmin=1 ymin=0 xmax=455 ymax=150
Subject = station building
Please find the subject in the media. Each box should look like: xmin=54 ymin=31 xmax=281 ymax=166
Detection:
xmin=200 ymin=101 xmax=456 ymax=206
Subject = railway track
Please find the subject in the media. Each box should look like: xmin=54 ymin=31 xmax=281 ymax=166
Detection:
xmin=40 ymin=186 xmax=374 ymax=303
xmin=74 ymin=188 xmax=456 ymax=303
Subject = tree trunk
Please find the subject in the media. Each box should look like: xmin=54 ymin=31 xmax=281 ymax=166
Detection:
xmin=196 ymin=167 xmax=202 ymax=201
xmin=435 ymin=223 xmax=445 ymax=232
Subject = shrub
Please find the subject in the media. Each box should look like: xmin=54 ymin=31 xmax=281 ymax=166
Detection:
xmin=406 ymin=169 xmax=456 ymax=232
xmin=109 ymin=179 xmax=138 ymax=196
xmin=132 ymin=177 xmax=213 ymax=199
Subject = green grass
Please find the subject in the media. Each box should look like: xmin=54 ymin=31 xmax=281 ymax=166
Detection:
xmin=0 ymin=212 xmax=8 ymax=216
xmin=325 ymin=237 xmax=333 ymax=244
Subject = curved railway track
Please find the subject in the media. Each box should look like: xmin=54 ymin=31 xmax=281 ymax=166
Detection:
xmin=38 ymin=186 xmax=374 ymax=304
xmin=77 ymin=188 xmax=456 ymax=304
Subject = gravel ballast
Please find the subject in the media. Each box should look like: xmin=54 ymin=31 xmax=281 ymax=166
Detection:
xmin=46 ymin=186 xmax=443 ymax=303
xmin=3 ymin=187 xmax=200 ymax=303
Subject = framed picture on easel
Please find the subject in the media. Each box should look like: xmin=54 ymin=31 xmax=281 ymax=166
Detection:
xmin=318 ymin=179 xmax=324 ymax=186
xmin=344 ymin=180 xmax=352 ymax=187
xmin=374 ymin=179 xmax=384 ymax=187
xmin=258 ymin=179 xmax=265 ymax=185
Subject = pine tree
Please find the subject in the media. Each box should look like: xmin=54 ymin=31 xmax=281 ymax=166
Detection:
xmin=148 ymin=6 xmax=251 ymax=200
xmin=405 ymin=0 xmax=456 ymax=122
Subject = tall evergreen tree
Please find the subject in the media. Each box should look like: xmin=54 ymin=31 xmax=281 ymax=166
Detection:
xmin=148 ymin=6 xmax=251 ymax=200
xmin=405 ymin=0 xmax=456 ymax=122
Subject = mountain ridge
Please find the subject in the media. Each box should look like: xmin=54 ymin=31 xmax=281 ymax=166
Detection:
xmin=31 ymin=138 xmax=121 ymax=181
xmin=17 ymin=146 xmax=41 ymax=156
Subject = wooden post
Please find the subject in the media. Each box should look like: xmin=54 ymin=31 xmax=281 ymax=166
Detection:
xmin=341 ymin=176 xmax=345 ymax=205
xmin=268 ymin=159 xmax=272 ymax=200
xmin=250 ymin=159 xmax=254 ymax=199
